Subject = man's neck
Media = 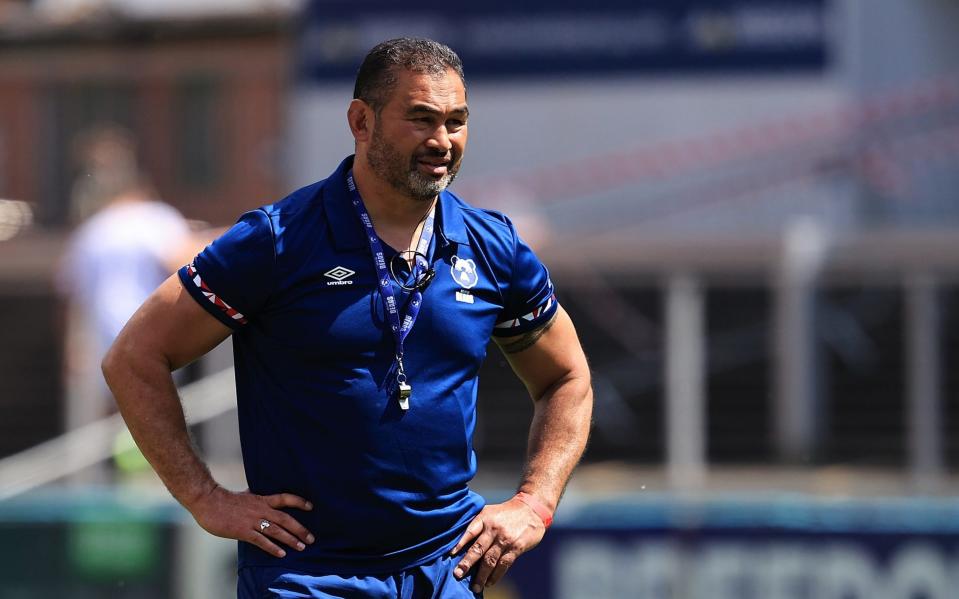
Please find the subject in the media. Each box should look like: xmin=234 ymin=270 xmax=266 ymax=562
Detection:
xmin=352 ymin=156 xmax=436 ymax=234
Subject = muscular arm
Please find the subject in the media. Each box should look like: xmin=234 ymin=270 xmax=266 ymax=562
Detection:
xmin=501 ymin=307 xmax=592 ymax=511
xmin=102 ymin=275 xmax=314 ymax=557
xmin=452 ymin=305 xmax=593 ymax=591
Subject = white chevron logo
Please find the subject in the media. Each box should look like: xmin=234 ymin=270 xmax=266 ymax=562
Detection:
xmin=325 ymin=266 xmax=355 ymax=285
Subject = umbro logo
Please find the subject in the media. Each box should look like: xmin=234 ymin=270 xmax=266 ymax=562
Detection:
xmin=324 ymin=266 xmax=355 ymax=286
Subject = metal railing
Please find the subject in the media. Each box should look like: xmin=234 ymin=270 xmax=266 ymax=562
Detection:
xmin=0 ymin=367 xmax=237 ymax=501
xmin=549 ymin=223 xmax=959 ymax=492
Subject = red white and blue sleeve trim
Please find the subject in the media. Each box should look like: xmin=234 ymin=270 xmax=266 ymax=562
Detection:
xmin=179 ymin=262 xmax=248 ymax=327
xmin=492 ymin=294 xmax=557 ymax=337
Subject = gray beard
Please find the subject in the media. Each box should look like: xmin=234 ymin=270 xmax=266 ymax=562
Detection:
xmin=406 ymin=169 xmax=456 ymax=202
xmin=367 ymin=128 xmax=459 ymax=202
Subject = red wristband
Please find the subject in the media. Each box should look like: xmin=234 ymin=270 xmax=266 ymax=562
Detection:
xmin=514 ymin=492 xmax=554 ymax=529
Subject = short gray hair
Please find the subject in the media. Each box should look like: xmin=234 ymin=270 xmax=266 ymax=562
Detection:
xmin=353 ymin=37 xmax=466 ymax=112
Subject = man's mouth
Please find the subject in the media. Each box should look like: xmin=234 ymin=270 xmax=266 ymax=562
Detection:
xmin=416 ymin=155 xmax=451 ymax=177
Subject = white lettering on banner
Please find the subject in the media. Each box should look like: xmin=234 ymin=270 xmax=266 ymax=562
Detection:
xmin=886 ymin=543 xmax=952 ymax=599
xmin=691 ymin=543 xmax=754 ymax=598
xmin=554 ymin=540 xmax=959 ymax=599
xmin=751 ymin=543 xmax=805 ymax=599
xmin=555 ymin=540 xmax=621 ymax=599
xmin=818 ymin=545 xmax=879 ymax=599
xmin=375 ymin=251 xmax=386 ymax=270
xmin=631 ymin=541 xmax=683 ymax=599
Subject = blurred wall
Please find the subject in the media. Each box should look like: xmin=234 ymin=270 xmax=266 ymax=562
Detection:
xmin=0 ymin=16 xmax=291 ymax=228
xmin=288 ymin=0 xmax=959 ymax=234
xmin=0 ymin=13 xmax=293 ymax=457
xmin=847 ymin=0 xmax=959 ymax=225
xmin=288 ymin=77 xmax=849 ymax=236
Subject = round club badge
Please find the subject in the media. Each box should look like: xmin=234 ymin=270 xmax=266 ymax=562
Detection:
xmin=450 ymin=256 xmax=479 ymax=289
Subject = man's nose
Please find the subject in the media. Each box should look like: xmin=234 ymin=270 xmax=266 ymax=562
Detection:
xmin=427 ymin=126 xmax=452 ymax=153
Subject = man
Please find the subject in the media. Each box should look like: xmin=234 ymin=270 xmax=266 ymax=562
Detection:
xmin=103 ymin=38 xmax=592 ymax=598
xmin=59 ymin=125 xmax=202 ymax=482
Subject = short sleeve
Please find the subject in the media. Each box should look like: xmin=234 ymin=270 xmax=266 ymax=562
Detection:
xmin=177 ymin=209 xmax=275 ymax=330
xmin=492 ymin=223 xmax=558 ymax=338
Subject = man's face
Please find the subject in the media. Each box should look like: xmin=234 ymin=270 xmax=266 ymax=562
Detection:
xmin=365 ymin=68 xmax=469 ymax=202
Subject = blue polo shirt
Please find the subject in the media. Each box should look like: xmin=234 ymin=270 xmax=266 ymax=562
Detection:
xmin=177 ymin=156 xmax=557 ymax=575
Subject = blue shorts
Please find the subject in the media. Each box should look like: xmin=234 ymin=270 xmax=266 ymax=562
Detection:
xmin=237 ymin=552 xmax=483 ymax=599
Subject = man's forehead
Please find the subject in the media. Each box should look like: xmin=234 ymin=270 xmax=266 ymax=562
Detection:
xmin=390 ymin=68 xmax=467 ymax=107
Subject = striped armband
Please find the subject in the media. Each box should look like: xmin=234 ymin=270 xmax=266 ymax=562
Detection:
xmin=494 ymin=294 xmax=556 ymax=332
xmin=185 ymin=263 xmax=248 ymax=325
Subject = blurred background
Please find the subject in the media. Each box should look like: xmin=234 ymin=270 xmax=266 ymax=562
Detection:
xmin=1 ymin=0 xmax=959 ymax=597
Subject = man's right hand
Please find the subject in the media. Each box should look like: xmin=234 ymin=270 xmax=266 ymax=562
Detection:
xmin=103 ymin=278 xmax=316 ymax=558
xmin=188 ymin=485 xmax=315 ymax=557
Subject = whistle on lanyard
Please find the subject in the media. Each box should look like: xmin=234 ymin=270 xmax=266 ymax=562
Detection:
xmin=397 ymin=381 xmax=412 ymax=410
xmin=396 ymin=355 xmax=411 ymax=410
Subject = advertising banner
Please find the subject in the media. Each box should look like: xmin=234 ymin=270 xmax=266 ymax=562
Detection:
xmin=497 ymin=496 xmax=959 ymax=599
xmin=297 ymin=0 xmax=830 ymax=81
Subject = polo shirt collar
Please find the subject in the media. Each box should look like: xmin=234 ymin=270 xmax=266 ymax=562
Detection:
xmin=323 ymin=155 xmax=469 ymax=251
xmin=323 ymin=155 xmax=366 ymax=251
xmin=436 ymin=189 xmax=468 ymax=247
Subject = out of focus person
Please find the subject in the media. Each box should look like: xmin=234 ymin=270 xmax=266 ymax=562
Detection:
xmin=57 ymin=125 xmax=203 ymax=480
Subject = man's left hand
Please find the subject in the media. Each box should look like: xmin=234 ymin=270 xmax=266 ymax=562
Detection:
xmin=450 ymin=497 xmax=546 ymax=592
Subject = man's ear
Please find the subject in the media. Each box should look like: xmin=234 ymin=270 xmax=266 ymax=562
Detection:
xmin=347 ymin=99 xmax=374 ymax=143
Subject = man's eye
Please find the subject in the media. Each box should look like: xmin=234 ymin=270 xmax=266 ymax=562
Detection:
xmin=448 ymin=120 xmax=465 ymax=128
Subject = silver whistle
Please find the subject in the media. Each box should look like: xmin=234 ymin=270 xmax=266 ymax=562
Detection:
xmin=397 ymin=381 xmax=412 ymax=410
xmin=396 ymin=354 xmax=411 ymax=410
